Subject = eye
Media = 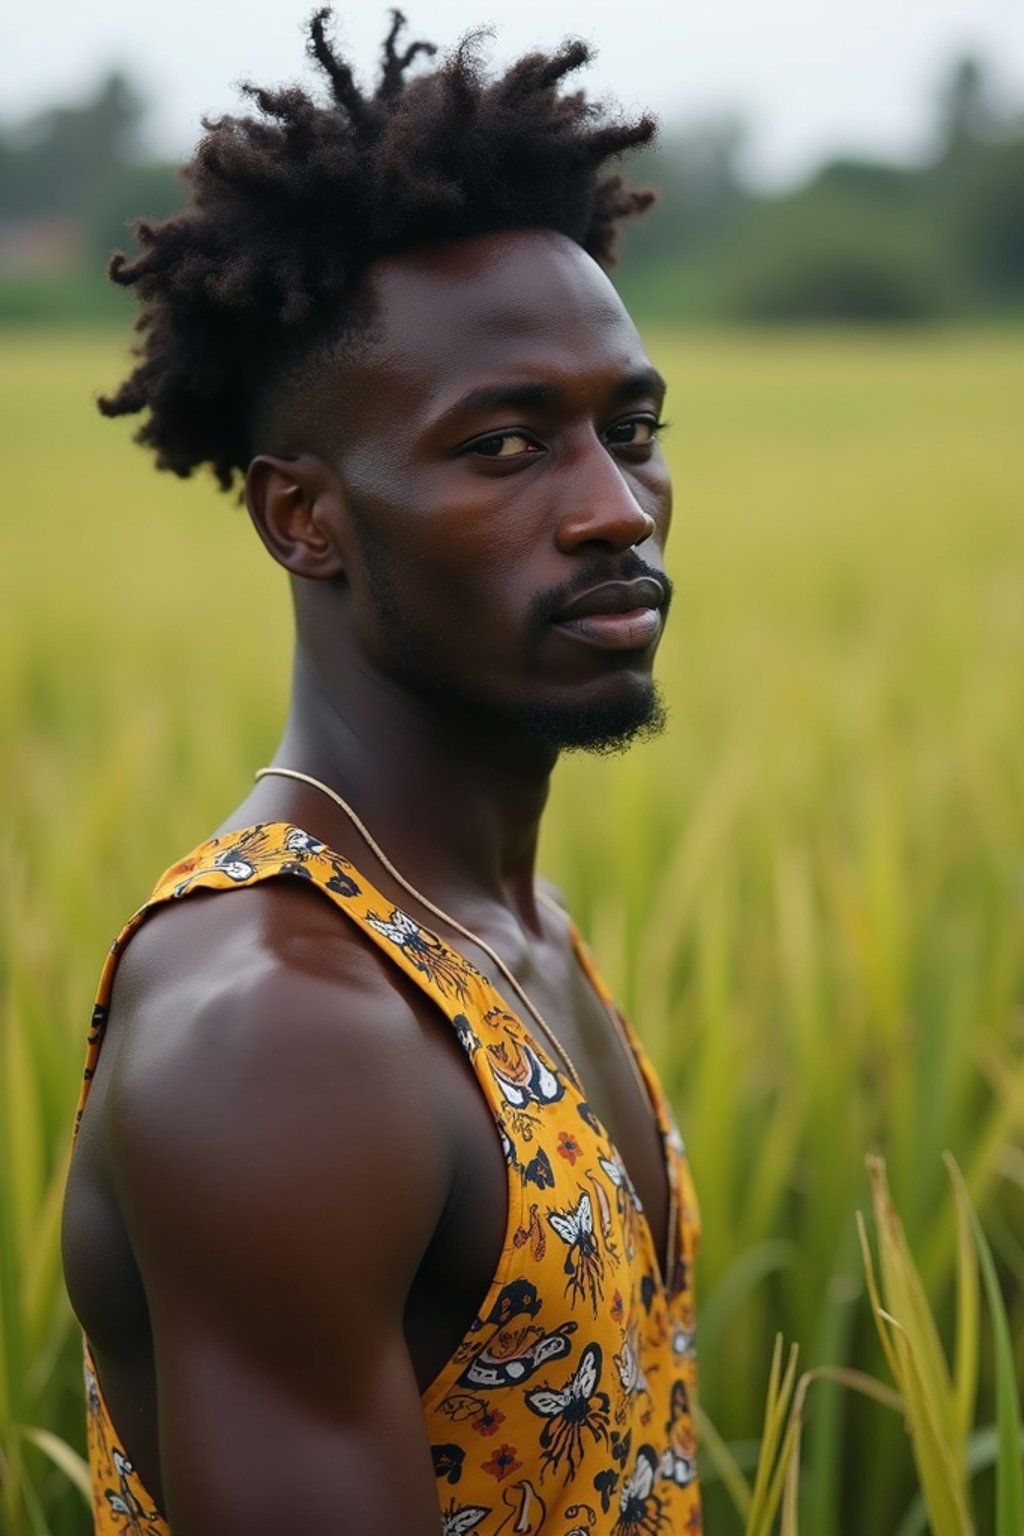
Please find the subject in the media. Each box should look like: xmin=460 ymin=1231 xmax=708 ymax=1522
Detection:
xmin=464 ymin=430 xmax=544 ymax=459
xmin=603 ymin=416 xmax=667 ymax=449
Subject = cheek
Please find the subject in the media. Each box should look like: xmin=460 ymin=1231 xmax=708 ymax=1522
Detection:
xmin=345 ymin=457 xmax=547 ymax=621
xmin=639 ymin=459 xmax=673 ymax=539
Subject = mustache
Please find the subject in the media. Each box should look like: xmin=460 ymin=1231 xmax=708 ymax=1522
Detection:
xmin=528 ymin=552 xmax=674 ymax=631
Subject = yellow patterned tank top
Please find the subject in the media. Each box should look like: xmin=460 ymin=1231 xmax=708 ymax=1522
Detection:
xmin=73 ymin=823 xmax=702 ymax=1535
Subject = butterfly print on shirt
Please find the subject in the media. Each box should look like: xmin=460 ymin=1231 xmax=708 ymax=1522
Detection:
xmin=102 ymin=1449 xmax=164 ymax=1536
xmin=525 ymin=1343 xmax=611 ymax=1483
xmin=364 ymin=908 xmax=472 ymax=1001
xmin=614 ymin=1444 xmax=666 ymax=1536
xmin=547 ymin=1191 xmax=606 ymax=1317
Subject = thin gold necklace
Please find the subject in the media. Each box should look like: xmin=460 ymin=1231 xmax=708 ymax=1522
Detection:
xmin=253 ymin=765 xmax=656 ymax=1099
xmin=254 ymin=763 xmax=675 ymax=1290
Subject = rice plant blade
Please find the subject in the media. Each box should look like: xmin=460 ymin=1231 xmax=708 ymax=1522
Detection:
xmin=695 ymin=1404 xmax=752 ymax=1520
xmin=802 ymin=1365 xmax=903 ymax=1414
xmin=948 ymin=1151 xmax=980 ymax=1456
xmin=867 ymin=1156 xmax=959 ymax=1454
xmin=896 ymin=1427 xmax=1024 ymax=1536
xmin=747 ymin=1332 xmax=786 ymax=1526
xmin=856 ymin=1208 xmax=903 ymax=1387
xmin=945 ymin=1155 xmax=1024 ymax=1536
xmin=17 ymin=1426 xmax=91 ymax=1506
xmin=863 ymin=1156 xmax=976 ymax=1536
xmin=747 ymin=1338 xmax=799 ymax=1536
xmin=889 ymin=1319 xmax=976 ymax=1536
xmin=22 ymin=1156 xmax=70 ymax=1370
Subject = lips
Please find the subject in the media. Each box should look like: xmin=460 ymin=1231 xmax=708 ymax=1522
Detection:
xmin=553 ymin=577 xmax=666 ymax=624
xmin=552 ymin=577 xmax=665 ymax=652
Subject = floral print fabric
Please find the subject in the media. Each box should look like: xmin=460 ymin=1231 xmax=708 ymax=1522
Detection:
xmin=75 ymin=823 xmax=702 ymax=1534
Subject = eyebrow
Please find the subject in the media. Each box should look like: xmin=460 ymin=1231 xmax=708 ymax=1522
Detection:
xmin=435 ymin=366 xmax=667 ymax=426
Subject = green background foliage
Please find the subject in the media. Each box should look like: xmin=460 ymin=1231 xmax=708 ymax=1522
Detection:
xmin=1 ymin=325 xmax=1021 ymax=1532
xmin=2 ymin=55 xmax=1024 ymax=327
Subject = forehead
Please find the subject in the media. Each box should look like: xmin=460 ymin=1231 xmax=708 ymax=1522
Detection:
xmin=335 ymin=230 xmax=652 ymax=428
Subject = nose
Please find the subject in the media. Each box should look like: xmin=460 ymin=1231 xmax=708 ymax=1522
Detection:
xmin=553 ymin=441 xmax=659 ymax=555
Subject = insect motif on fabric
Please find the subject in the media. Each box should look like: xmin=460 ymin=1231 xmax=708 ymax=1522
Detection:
xmin=547 ymin=1191 xmax=606 ymax=1316
xmin=613 ymin=1325 xmax=652 ymax=1426
xmin=282 ymin=829 xmax=366 ymax=897
xmin=103 ymin=1449 xmax=164 ymax=1536
xmin=496 ymin=1117 xmax=554 ymax=1187
xmin=599 ymin=1151 xmax=644 ymax=1264
xmin=365 ymin=908 xmax=471 ymax=1001
xmin=274 ymin=827 xmax=360 ymax=892
xmin=453 ymin=1013 xmax=482 ymax=1057
xmin=613 ymin=1444 xmax=666 ymax=1536
xmin=458 ymin=1321 xmax=576 ymax=1391
xmin=433 ymin=1443 xmax=466 ymax=1484
xmin=84 ymin=1357 xmax=114 ymax=1491
xmin=522 ymin=1146 xmax=556 ymax=1189
xmin=282 ymin=827 xmax=325 ymax=857
xmin=525 ymin=1343 xmax=611 ymax=1483
xmin=512 ymin=1201 xmax=548 ymax=1263
xmin=87 ymin=1003 xmax=108 ymax=1052
xmin=486 ymin=1279 xmax=542 ymax=1328
xmin=565 ymin=1504 xmax=600 ymax=1535
xmin=494 ymin=1477 xmax=547 ymax=1534
xmin=659 ymin=1379 xmax=698 ymax=1489
xmin=441 ymin=1500 xmax=491 ymax=1535
xmin=171 ymin=826 xmax=270 ymax=894
xmin=671 ymin=1324 xmax=696 ymax=1364
xmin=594 ymin=1464 xmax=621 ymax=1514
xmin=437 ymin=1392 xmax=490 ymax=1423
xmin=584 ymin=1167 xmax=622 ymax=1270
xmin=486 ymin=1030 xmax=565 ymax=1143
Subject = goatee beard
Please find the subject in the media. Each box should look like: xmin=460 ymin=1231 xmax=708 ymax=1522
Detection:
xmin=511 ymin=680 xmax=668 ymax=756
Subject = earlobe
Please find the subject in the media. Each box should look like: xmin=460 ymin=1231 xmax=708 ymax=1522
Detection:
xmin=245 ymin=454 xmax=348 ymax=580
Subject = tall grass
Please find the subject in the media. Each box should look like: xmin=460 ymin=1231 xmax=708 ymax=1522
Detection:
xmin=1 ymin=327 xmax=1022 ymax=1532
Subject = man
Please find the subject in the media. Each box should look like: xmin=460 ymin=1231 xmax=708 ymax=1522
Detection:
xmin=62 ymin=12 xmax=700 ymax=1534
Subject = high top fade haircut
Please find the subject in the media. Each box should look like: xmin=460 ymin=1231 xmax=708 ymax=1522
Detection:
xmin=99 ymin=9 xmax=658 ymax=492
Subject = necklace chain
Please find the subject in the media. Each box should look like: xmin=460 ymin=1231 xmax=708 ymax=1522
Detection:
xmin=255 ymin=764 xmax=587 ymax=1087
xmin=253 ymin=763 xmax=675 ymax=1290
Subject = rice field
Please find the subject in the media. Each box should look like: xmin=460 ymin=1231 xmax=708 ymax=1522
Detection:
xmin=1 ymin=325 xmax=1022 ymax=1534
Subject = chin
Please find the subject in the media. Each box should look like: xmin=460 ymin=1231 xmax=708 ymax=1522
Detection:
xmin=514 ymin=679 xmax=668 ymax=756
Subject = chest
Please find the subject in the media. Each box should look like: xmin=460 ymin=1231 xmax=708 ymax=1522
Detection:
xmin=412 ymin=951 xmax=702 ymax=1531
xmin=469 ymin=920 xmax=674 ymax=1290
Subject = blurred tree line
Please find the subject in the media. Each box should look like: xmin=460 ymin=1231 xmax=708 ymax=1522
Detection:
xmin=1 ymin=56 xmax=1022 ymax=324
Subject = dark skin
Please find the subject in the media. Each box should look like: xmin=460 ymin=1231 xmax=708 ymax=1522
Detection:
xmin=62 ymin=229 xmax=674 ymax=1534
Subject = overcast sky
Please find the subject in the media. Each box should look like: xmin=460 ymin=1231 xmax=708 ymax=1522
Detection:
xmin=2 ymin=0 xmax=1023 ymax=187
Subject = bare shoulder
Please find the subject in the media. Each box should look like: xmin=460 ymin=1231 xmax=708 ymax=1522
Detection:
xmin=72 ymin=878 xmax=466 ymax=1531
xmin=100 ymin=877 xmax=455 ymax=1314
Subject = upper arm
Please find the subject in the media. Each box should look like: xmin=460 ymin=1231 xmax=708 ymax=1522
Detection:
xmin=107 ymin=890 xmax=452 ymax=1533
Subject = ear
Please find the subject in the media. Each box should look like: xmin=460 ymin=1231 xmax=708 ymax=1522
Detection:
xmin=244 ymin=454 xmax=349 ymax=580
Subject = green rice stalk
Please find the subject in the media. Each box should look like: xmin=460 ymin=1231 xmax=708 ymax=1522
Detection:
xmin=16 ymin=1426 xmax=90 ymax=1505
xmin=697 ymin=1405 xmax=754 ymax=1520
xmin=747 ymin=1337 xmax=800 ymax=1536
xmin=946 ymin=1155 xmax=1024 ymax=1536
xmin=950 ymin=1151 xmax=981 ymax=1457
xmin=867 ymin=1156 xmax=960 ymax=1455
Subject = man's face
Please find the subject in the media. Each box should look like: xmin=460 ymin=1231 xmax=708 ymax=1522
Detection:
xmin=317 ymin=229 xmax=673 ymax=754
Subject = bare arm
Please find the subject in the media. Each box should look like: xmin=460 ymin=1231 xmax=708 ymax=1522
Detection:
xmin=106 ymin=887 xmax=454 ymax=1534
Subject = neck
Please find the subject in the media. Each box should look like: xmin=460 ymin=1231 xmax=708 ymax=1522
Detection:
xmin=269 ymin=640 xmax=556 ymax=925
